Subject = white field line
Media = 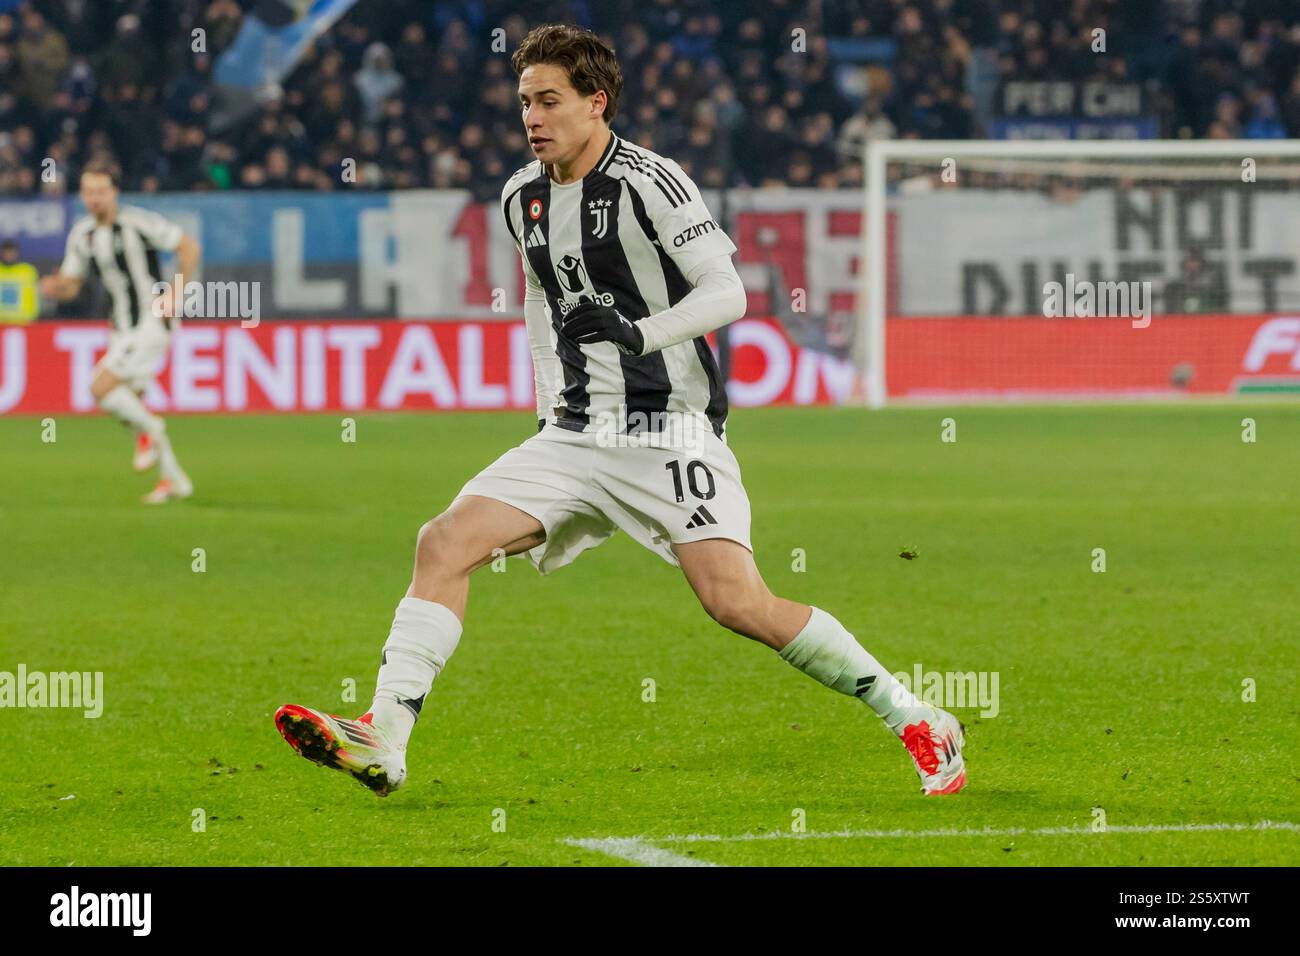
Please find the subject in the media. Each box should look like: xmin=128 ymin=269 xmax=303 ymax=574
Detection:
xmin=566 ymin=837 xmax=720 ymax=867
xmin=656 ymin=820 xmax=1300 ymax=844
xmin=566 ymin=820 xmax=1300 ymax=865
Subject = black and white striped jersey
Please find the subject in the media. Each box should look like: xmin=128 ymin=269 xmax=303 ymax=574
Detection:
xmin=501 ymin=132 xmax=738 ymax=437
xmin=59 ymin=206 xmax=184 ymax=333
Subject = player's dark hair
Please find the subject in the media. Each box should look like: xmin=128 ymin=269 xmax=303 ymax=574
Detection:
xmin=80 ymin=158 xmax=121 ymax=189
xmin=511 ymin=24 xmax=623 ymax=124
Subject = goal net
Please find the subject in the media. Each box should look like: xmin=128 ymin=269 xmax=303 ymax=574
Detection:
xmin=859 ymin=140 xmax=1300 ymax=406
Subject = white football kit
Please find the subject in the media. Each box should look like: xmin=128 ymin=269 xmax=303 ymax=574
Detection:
xmin=60 ymin=206 xmax=184 ymax=391
xmin=457 ymin=132 xmax=752 ymax=571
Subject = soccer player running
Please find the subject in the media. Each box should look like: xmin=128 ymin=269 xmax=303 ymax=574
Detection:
xmin=40 ymin=160 xmax=200 ymax=503
xmin=275 ymin=25 xmax=967 ymax=797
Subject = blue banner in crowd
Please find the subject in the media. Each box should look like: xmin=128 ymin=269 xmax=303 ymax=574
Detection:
xmin=211 ymin=0 xmax=362 ymax=132
xmin=6 ymin=190 xmax=477 ymax=319
xmin=989 ymin=117 xmax=1158 ymax=140
xmin=131 ymin=192 xmax=390 ymax=264
xmin=0 ymin=193 xmax=388 ymax=265
xmin=0 ymin=197 xmax=76 ymax=260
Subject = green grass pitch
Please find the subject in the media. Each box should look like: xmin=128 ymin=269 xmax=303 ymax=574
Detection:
xmin=1 ymin=404 xmax=1297 ymax=866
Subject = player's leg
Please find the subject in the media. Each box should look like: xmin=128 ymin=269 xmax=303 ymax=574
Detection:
xmin=593 ymin=425 xmax=965 ymax=793
xmin=365 ymin=494 xmax=545 ymax=745
xmin=673 ymin=537 xmax=967 ymax=794
xmin=406 ymin=493 xmax=547 ymax=616
xmin=92 ymin=337 xmax=191 ymax=500
xmin=91 ymin=363 xmax=160 ymax=438
xmin=130 ymin=328 xmax=191 ymax=498
xmin=277 ymin=425 xmax=607 ymax=794
xmin=138 ymin=388 xmax=191 ymax=501
xmin=670 ymin=537 xmax=807 ymax=650
xmin=94 ymin=360 xmax=162 ymax=472
xmin=131 ymin=403 xmax=159 ymax=473
xmin=275 ymin=493 xmax=547 ymax=795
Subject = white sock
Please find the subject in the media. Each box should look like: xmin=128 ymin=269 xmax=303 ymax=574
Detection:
xmin=369 ymin=597 xmax=462 ymax=749
xmin=99 ymin=384 xmax=163 ymax=436
xmin=155 ymin=429 xmax=181 ymax=481
xmin=778 ymin=606 xmax=923 ymax=733
xmin=100 ymin=385 xmax=183 ymax=481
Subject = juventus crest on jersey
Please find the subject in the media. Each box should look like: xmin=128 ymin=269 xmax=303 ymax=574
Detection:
xmin=60 ymin=206 xmax=185 ymax=333
xmin=501 ymin=132 xmax=738 ymax=437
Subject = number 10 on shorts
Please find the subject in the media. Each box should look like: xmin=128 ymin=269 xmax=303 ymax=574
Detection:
xmin=665 ymin=459 xmax=716 ymax=503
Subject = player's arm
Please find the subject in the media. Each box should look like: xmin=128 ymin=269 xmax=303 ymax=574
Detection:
xmin=154 ymin=231 xmax=202 ymax=318
xmin=39 ymin=226 xmax=90 ymax=302
xmin=39 ymin=272 xmax=83 ymax=301
xmin=172 ymin=232 xmax=201 ymax=288
xmin=560 ymin=159 xmax=745 ymax=355
xmin=503 ymin=179 xmax=560 ymax=428
xmin=626 ymin=253 xmax=745 ymax=354
xmin=136 ymin=211 xmax=201 ymax=319
xmin=523 ymin=254 xmax=561 ymax=429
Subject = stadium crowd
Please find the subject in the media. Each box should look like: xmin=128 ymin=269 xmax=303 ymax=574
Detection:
xmin=0 ymin=0 xmax=1298 ymax=200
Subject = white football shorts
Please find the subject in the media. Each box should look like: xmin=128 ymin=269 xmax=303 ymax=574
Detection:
xmin=455 ymin=418 xmax=753 ymax=574
xmin=97 ymin=322 xmax=172 ymax=392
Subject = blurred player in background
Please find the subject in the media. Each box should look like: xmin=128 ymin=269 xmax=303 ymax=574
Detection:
xmin=39 ymin=160 xmax=201 ymax=503
xmin=275 ymin=24 xmax=966 ymax=799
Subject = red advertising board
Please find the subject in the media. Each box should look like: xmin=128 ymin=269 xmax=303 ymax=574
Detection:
xmin=2 ymin=315 xmax=1296 ymax=415
xmin=0 ymin=318 xmax=855 ymax=415
xmin=886 ymin=314 xmax=1300 ymax=399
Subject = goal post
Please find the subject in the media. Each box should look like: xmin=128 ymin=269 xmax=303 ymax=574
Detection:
xmin=859 ymin=139 xmax=1300 ymax=407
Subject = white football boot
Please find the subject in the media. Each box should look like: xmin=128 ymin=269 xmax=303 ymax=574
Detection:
xmin=133 ymin=433 xmax=159 ymax=472
xmin=898 ymin=705 xmax=967 ymax=795
xmin=274 ymin=704 xmax=407 ymax=797
xmin=141 ymin=470 xmax=193 ymax=504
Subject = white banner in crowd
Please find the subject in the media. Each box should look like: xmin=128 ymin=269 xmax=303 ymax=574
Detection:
xmin=892 ymin=187 xmax=1300 ymax=315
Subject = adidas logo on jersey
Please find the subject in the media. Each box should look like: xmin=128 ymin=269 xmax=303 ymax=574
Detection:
xmin=685 ymin=505 xmax=717 ymax=530
xmin=525 ymin=226 xmax=547 ymax=248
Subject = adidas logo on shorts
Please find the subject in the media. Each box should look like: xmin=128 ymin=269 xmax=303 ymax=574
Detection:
xmin=685 ymin=505 xmax=717 ymax=530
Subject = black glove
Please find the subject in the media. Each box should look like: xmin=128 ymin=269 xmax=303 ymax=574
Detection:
xmin=560 ymin=300 xmax=645 ymax=356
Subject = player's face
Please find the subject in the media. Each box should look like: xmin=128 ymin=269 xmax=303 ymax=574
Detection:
xmin=80 ymin=172 xmax=118 ymax=220
xmin=518 ymin=63 xmax=604 ymax=167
